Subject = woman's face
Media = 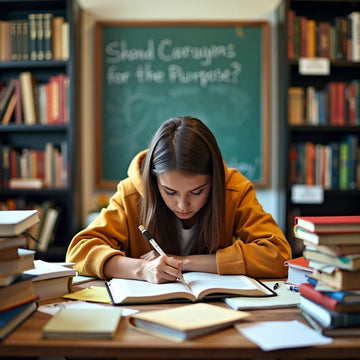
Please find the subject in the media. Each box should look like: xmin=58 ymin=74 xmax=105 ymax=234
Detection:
xmin=157 ymin=170 xmax=212 ymax=223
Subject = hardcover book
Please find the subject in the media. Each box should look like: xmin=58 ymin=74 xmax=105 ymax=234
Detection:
xmin=299 ymin=282 xmax=360 ymax=313
xmin=294 ymin=225 xmax=360 ymax=245
xmin=299 ymin=295 xmax=360 ymax=329
xmin=128 ymin=303 xmax=249 ymax=342
xmin=0 ymin=210 xmax=40 ymax=237
xmin=106 ymin=272 xmax=275 ymax=305
xmin=295 ymin=215 xmax=360 ymax=233
xmin=312 ymin=268 xmax=360 ymax=290
xmin=284 ymin=256 xmax=313 ymax=286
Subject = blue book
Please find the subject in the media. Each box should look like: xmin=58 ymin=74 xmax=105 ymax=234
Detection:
xmin=0 ymin=301 xmax=37 ymax=340
xmin=299 ymin=295 xmax=360 ymax=328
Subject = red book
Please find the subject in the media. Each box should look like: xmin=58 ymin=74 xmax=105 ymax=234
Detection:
xmin=287 ymin=10 xmax=295 ymax=59
xmin=337 ymin=82 xmax=346 ymax=126
xmin=318 ymin=21 xmax=331 ymax=58
xmin=299 ymin=282 xmax=360 ymax=313
xmin=284 ymin=256 xmax=313 ymax=286
xmin=295 ymin=215 xmax=360 ymax=233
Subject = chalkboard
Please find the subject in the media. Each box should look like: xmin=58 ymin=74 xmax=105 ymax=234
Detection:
xmin=95 ymin=21 xmax=269 ymax=189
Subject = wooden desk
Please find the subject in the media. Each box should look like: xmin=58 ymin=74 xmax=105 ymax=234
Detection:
xmin=1 ymin=301 xmax=360 ymax=360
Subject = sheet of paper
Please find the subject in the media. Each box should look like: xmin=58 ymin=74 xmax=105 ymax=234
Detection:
xmin=38 ymin=300 xmax=138 ymax=317
xmin=236 ymin=320 xmax=332 ymax=351
xmin=63 ymin=286 xmax=111 ymax=303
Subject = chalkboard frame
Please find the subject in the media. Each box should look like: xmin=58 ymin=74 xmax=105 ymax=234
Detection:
xmin=94 ymin=21 xmax=270 ymax=189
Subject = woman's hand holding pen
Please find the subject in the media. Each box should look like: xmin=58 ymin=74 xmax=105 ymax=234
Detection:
xmin=140 ymin=250 xmax=184 ymax=283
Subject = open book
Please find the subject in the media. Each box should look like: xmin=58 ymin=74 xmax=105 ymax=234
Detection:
xmin=106 ymin=272 xmax=275 ymax=305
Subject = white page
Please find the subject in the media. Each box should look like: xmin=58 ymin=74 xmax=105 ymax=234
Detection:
xmin=236 ymin=320 xmax=332 ymax=351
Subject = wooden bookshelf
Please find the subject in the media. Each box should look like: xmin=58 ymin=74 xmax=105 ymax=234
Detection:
xmin=278 ymin=0 xmax=360 ymax=257
xmin=0 ymin=0 xmax=80 ymax=260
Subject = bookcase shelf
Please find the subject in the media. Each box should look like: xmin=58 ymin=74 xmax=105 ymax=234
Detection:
xmin=278 ymin=0 xmax=360 ymax=257
xmin=0 ymin=0 xmax=80 ymax=261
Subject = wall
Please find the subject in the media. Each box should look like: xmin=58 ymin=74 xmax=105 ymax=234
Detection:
xmin=76 ymin=0 xmax=284 ymax=229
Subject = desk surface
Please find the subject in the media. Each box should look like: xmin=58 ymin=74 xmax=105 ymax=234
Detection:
xmin=1 ymin=284 xmax=360 ymax=360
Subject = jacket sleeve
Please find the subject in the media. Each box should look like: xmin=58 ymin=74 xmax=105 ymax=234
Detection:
xmin=66 ymin=185 xmax=138 ymax=279
xmin=216 ymin=178 xmax=292 ymax=278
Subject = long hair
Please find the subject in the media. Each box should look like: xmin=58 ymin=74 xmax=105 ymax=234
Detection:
xmin=140 ymin=116 xmax=225 ymax=254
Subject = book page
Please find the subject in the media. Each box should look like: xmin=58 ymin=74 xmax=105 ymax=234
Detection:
xmin=183 ymin=272 xmax=273 ymax=299
xmin=107 ymin=278 xmax=195 ymax=304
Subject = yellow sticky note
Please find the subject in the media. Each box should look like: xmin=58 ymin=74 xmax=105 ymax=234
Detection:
xmin=63 ymin=286 xmax=111 ymax=304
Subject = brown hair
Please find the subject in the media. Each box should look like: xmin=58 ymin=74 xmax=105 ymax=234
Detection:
xmin=140 ymin=116 xmax=225 ymax=254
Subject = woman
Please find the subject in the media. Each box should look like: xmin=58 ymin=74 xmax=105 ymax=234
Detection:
xmin=66 ymin=116 xmax=291 ymax=283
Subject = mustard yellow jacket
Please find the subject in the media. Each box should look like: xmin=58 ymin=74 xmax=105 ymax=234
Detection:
xmin=66 ymin=150 xmax=291 ymax=279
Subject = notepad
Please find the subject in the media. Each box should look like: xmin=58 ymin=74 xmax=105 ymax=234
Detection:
xmin=43 ymin=307 xmax=122 ymax=339
xmin=224 ymin=281 xmax=301 ymax=310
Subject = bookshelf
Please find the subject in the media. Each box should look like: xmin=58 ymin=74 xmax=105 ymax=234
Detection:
xmin=0 ymin=0 xmax=80 ymax=260
xmin=278 ymin=0 xmax=360 ymax=256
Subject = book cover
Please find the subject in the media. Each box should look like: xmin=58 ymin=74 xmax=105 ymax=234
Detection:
xmin=0 ymin=274 xmax=37 ymax=312
xmin=106 ymin=272 xmax=275 ymax=305
xmin=294 ymin=215 xmax=360 ymax=233
xmin=0 ymin=79 xmax=16 ymax=121
xmin=294 ymin=225 xmax=360 ymax=246
xmin=43 ymin=13 xmax=53 ymax=60
xmin=299 ymin=295 xmax=360 ymax=329
xmin=37 ymin=207 xmax=60 ymax=252
xmin=301 ymin=309 xmax=360 ymax=337
xmin=0 ymin=236 xmax=27 ymax=250
xmin=1 ymin=92 xmax=17 ymax=125
xmin=19 ymin=71 xmax=37 ymax=125
xmin=303 ymin=248 xmax=360 ymax=271
xmin=303 ymin=240 xmax=360 ymax=256
xmin=128 ymin=303 xmax=249 ymax=342
xmin=0 ymin=209 xmax=40 ymax=237
xmin=24 ymin=260 xmax=76 ymax=281
xmin=312 ymin=268 xmax=360 ymax=290
xmin=284 ymin=256 xmax=313 ymax=286
xmin=28 ymin=14 xmax=37 ymax=61
xmin=14 ymin=78 xmax=23 ymax=125
xmin=0 ymin=248 xmax=35 ymax=276
xmin=0 ymin=301 xmax=37 ymax=340
xmin=299 ymin=282 xmax=360 ymax=313
xmin=43 ymin=307 xmax=122 ymax=339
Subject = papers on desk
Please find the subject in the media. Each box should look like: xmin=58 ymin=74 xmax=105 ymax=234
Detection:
xmin=224 ymin=281 xmax=300 ymax=310
xmin=236 ymin=320 xmax=332 ymax=351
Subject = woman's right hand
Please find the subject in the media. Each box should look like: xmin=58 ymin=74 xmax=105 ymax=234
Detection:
xmin=140 ymin=255 xmax=184 ymax=284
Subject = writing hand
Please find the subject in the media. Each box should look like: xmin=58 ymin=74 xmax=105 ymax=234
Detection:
xmin=141 ymin=255 xmax=183 ymax=284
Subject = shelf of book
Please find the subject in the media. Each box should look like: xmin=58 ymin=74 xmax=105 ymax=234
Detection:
xmin=0 ymin=0 xmax=80 ymax=261
xmin=277 ymin=0 xmax=360 ymax=257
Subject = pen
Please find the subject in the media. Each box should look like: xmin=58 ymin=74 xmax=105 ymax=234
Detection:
xmin=138 ymin=225 xmax=166 ymax=256
xmin=288 ymin=285 xmax=299 ymax=292
xmin=273 ymin=282 xmax=279 ymax=290
xmin=138 ymin=225 xmax=191 ymax=288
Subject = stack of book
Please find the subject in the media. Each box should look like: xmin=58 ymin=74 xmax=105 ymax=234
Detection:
xmin=293 ymin=215 xmax=360 ymax=336
xmin=0 ymin=210 xmax=39 ymax=340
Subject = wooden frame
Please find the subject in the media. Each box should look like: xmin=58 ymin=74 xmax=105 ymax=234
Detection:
xmin=95 ymin=21 xmax=270 ymax=189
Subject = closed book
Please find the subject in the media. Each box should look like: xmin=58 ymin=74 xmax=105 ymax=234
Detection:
xmin=106 ymin=272 xmax=275 ymax=305
xmin=287 ymin=87 xmax=305 ymax=125
xmin=0 ymin=236 xmax=27 ymax=250
xmin=284 ymin=256 xmax=313 ymax=286
xmin=32 ymin=276 xmax=73 ymax=302
xmin=301 ymin=309 xmax=360 ymax=337
xmin=299 ymin=282 xmax=360 ymax=313
xmin=294 ymin=215 xmax=360 ymax=233
xmin=303 ymin=248 xmax=360 ymax=271
xmin=302 ymin=241 xmax=360 ymax=257
xmin=43 ymin=13 xmax=53 ymax=60
xmin=8 ymin=178 xmax=43 ymax=189
xmin=0 ymin=248 xmax=35 ymax=276
xmin=28 ymin=14 xmax=37 ymax=61
xmin=19 ymin=71 xmax=38 ymax=125
xmin=0 ymin=301 xmax=37 ymax=340
xmin=0 ymin=274 xmax=37 ymax=312
xmin=43 ymin=307 xmax=122 ymax=339
xmin=129 ymin=303 xmax=249 ymax=342
xmin=294 ymin=225 xmax=360 ymax=246
xmin=299 ymin=295 xmax=360 ymax=329
xmin=37 ymin=207 xmax=60 ymax=252
xmin=0 ymin=79 xmax=16 ymax=121
xmin=0 ymin=210 xmax=40 ymax=237
xmin=325 ymin=289 xmax=360 ymax=304
xmin=1 ymin=92 xmax=17 ymax=125
xmin=24 ymin=260 xmax=76 ymax=281
xmin=312 ymin=268 xmax=360 ymax=290
xmin=0 ymin=246 xmax=19 ymax=261
xmin=14 ymin=78 xmax=23 ymax=124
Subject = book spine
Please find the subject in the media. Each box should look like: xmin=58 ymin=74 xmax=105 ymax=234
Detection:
xmin=36 ymin=14 xmax=44 ymax=61
xmin=299 ymin=283 xmax=338 ymax=312
xmin=43 ymin=13 xmax=53 ymax=60
xmin=28 ymin=14 xmax=37 ymax=61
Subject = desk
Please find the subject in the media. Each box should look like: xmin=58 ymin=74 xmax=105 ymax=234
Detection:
xmin=1 ymin=286 xmax=360 ymax=359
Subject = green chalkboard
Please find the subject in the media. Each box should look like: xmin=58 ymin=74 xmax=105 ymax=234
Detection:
xmin=95 ymin=21 xmax=269 ymax=189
